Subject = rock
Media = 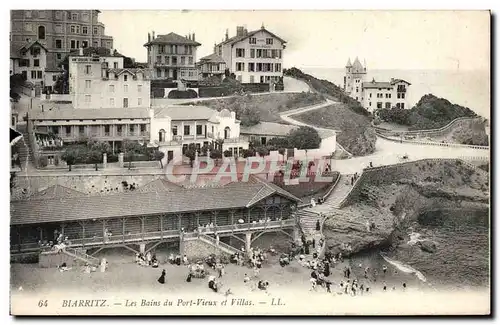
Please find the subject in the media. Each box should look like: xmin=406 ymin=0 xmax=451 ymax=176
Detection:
xmin=418 ymin=240 xmax=437 ymax=253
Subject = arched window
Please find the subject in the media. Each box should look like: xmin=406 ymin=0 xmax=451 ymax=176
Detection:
xmin=159 ymin=129 xmax=166 ymax=142
xmin=38 ymin=26 xmax=46 ymax=40
xmin=224 ymin=127 xmax=231 ymax=139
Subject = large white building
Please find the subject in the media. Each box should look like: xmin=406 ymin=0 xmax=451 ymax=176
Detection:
xmin=214 ymin=25 xmax=286 ymax=84
xmin=344 ymin=57 xmax=411 ymax=112
xmin=68 ymin=51 xmax=151 ymax=110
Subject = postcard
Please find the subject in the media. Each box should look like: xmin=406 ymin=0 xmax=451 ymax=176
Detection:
xmin=9 ymin=9 xmax=490 ymax=316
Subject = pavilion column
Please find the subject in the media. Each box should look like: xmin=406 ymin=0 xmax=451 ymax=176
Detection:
xmin=61 ymin=224 xmax=65 ymax=237
xmin=39 ymin=227 xmax=43 ymax=242
xmin=122 ymin=218 xmax=126 ymax=243
xmin=230 ymin=210 xmax=234 ymax=225
xmin=79 ymin=221 xmax=86 ymax=248
xmin=194 ymin=121 xmax=197 ymax=140
xmin=140 ymin=217 xmax=145 ymax=239
xmin=195 ymin=213 xmax=200 ymax=228
xmin=178 ymin=214 xmax=182 ymax=231
xmin=160 ymin=215 xmax=164 ymax=239
xmin=213 ymin=211 xmax=218 ymax=226
xmin=245 ymin=232 xmax=252 ymax=257
xmin=181 ymin=122 xmax=185 ymax=140
xmin=102 ymin=220 xmax=107 ymax=242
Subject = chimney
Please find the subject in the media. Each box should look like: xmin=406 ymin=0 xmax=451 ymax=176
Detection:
xmin=225 ymin=29 xmax=229 ymax=41
xmin=152 ymin=31 xmax=155 ymax=39
xmin=148 ymin=33 xmax=151 ymax=42
xmin=213 ymin=42 xmax=216 ymax=53
xmin=79 ymin=47 xmax=83 ymax=56
xmin=192 ymin=33 xmax=195 ymax=42
xmin=391 ymin=78 xmax=394 ymax=83
xmin=243 ymin=24 xmax=248 ymax=35
xmin=236 ymin=26 xmax=244 ymax=36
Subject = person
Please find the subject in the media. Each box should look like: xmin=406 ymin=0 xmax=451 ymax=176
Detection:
xmin=253 ymin=266 xmax=260 ymax=278
xmin=323 ymin=261 xmax=330 ymax=277
xmin=310 ymin=277 xmax=317 ymax=291
xmin=145 ymin=252 xmax=152 ymax=265
xmin=403 ymin=282 xmax=407 ymax=290
xmin=183 ymin=255 xmax=188 ymax=265
xmin=58 ymin=262 xmax=71 ymax=272
xmin=346 ymin=267 xmax=351 ymax=279
xmin=364 ymin=267 xmax=369 ymax=278
xmin=243 ymin=274 xmax=250 ymax=284
xmin=158 ymin=269 xmax=166 ymax=284
xmin=382 ymin=265 xmax=388 ymax=275
xmin=383 ymin=282 xmax=387 ymax=291
xmin=152 ymin=259 xmax=159 ymax=268
xmin=100 ymin=258 xmax=107 ymax=273
xmin=326 ymin=281 xmax=332 ymax=293
xmin=168 ymin=253 xmax=175 ymax=264
xmin=186 ymin=272 xmax=192 ymax=283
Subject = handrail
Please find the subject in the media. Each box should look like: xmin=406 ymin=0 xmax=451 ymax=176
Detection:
xmin=376 ymin=132 xmax=489 ymax=150
xmin=63 ymin=247 xmax=100 ymax=265
xmin=197 ymin=233 xmax=243 ymax=254
xmin=374 ymin=117 xmax=485 ymax=135
xmin=321 ymin=172 xmax=342 ymax=201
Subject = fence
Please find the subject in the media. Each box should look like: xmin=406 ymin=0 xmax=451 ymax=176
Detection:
xmin=376 ymin=132 xmax=489 ymax=150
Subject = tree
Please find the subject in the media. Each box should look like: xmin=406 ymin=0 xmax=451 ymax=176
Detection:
xmin=268 ymin=137 xmax=290 ymax=148
xmin=61 ymin=147 xmax=78 ymax=171
xmin=10 ymin=172 xmax=15 ymax=192
xmin=184 ymin=143 xmax=198 ymax=167
xmin=242 ymin=148 xmax=256 ymax=158
xmin=288 ymin=126 xmax=321 ymax=150
xmin=154 ymin=150 xmax=165 ymax=168
xmin=53 ymin=70 xmax=69 ymax=94
xmin=86 ymin=149 xmax=101 ymax=171
xmin=210 ymin=149 xmax=222 ymax=159
xmin=123 ymin=140 xmax=142 ymax=170
xmin=255 ymin=146 xmax=269 ymax=157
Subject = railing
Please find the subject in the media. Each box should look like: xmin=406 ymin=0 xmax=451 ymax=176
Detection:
xmin=223 ymin=137 xmax=243 ymax=144
xmin=375 ymin=117 xmax=486 ymax=137
xmin=376 ymin=132 xmax=489 ymax=150
xmin=196 ymin=233 xmax=243 ymax=254
xmin=63 ymin=247 xmax=100 ymax=265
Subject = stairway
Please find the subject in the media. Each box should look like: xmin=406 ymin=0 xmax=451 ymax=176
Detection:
xmin=196 ymin=233 xmax=243 ymax=255
xmin=13 ymin=131 xmax=33 ymax=171
xmin=302 ymin=174 xmax=355 ymax=215
xmin=295 ymin=209 xmax=322 ymax=238
xmin=63 ymin=247 xmax=100 ymax=266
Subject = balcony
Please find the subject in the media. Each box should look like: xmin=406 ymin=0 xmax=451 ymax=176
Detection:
xmin=154 ymin=62 xmax=179 ymax=68
xmin=223 ymin=137 xmax=243 ymax=144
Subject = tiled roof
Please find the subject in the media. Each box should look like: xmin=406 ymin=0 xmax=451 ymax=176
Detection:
xmin=45 ymin=68 xmax=64 ymax=73
xmin=217 ymin=28 xmax=287 ymax=47
xmin=362 ymin=81 xmax=394 ymax=89
xmin=10 ymin=180 xmax=300 ymax=225
xmin=27 ymin=185 xmax=85 ymax=200
xmin=19 ymin=40 xmax=48 ymax=53
xmin=199 ymin=53 xmax=226 ymax=63
xmin=391 ymin=78 xmax=412 ymax=85
xmin=240 ymin=121 xmax=295 ymax=137
xmin=144 ymin=32 xmax=201 ymax=46
xmin=154 ymin=105 xmax=217 ymax=120
xmin=136 ymin=179 xmax=182 ymax=193
xmin=31 ymin=106 xmax=150 ymax=121
xmin=351 ymin=57 xmax=365 ymax=74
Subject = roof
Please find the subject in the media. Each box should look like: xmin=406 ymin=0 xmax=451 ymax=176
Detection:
xmin=351 ymin=57 xmax=365 ymax=74
xmin=199 ymin=53 xmax=226 ymax=63
xmin=362 ymin=81 xmax=394 ymax=89
xmin=10 ymin=180 xmax=300 ymax=225
xmin=10 ymin=50 xmax=20 ymax=59
xmin=45 ymin=68 xmax=64 ymax=73
xmin=136 ymin=179 xmax=182 ymax=193
xmin=107 ymin=68 xmax=146 ymax=76
xmin=144 ymin=32 xmax=201 ymax=47
xmin=391 ymin=78 xmax=412 ymax=86
xmin=346 ymin=58 xmax=352 ymax=67
xmin=154 ymin=105 xmax=217 ymax=121
xmin=31 ymin=106 xmax=150 ymax=121
xmin=27 ymin=185 xmax=85 ymax=200
xmin=217 ymin=27 xmax=287 ymax=47
xmin=19 ymin=40 xmax=48 ymax=53
xmin=240 ymin=121 xmax=296 ymax=137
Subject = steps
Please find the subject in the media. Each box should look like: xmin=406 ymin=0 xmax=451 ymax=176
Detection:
xmin=63 ymin=247 xmax=100 ymax=266
xmin=196 ymin=233 xmax=243 ymax=255
xmin=295 ymin=209 xmax=321 ymax=238
xmin=14 ymin=131 xmax=33 ymax=170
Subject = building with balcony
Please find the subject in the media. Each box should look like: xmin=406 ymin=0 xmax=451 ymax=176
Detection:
xmin=10 ymin=10 xmax=114 ymax=69
xmin=68 ymin=53 xmax=151 ymax=110
xmin=343 ymin=57 xmax=411 ymax=113
xmin=151 ymin=106 xmax=249 ymax=162
xmin=144 ymin=31 xmax=201 ymax=81
xmin=214 ymin=24 xmax=286 ymax=84
xmin=197 ymin=53 xmax=226 ymax=79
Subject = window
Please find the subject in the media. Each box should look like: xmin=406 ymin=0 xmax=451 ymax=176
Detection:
xmin=250 ymin=49 xmax=255 ymax=58
xmin=236 ymin=62 xmax=245 ymax=71
xmin=52 ymin=75 xmax=57 ymax=82
xmin=124 ymin=85 xmax=128 ymax=93
xmin=55 ymin=39 xmax=62 ymax=49
xmin=377 ymin=102 xmax=382 ymax=109
xmin=110 ymin=98 xmax=114 ymax=106
xmin=109 ymin=85 xmax=115 ymax=93
xmin=30 ymin=71 xmax=36 ymax=79
xmin=184 ymin=125 xmax=190 ymax=135
xmin=181 ymin=57 xmax=185 ymax=65
xmin=248 ymin=63 xmax=255 ymax=72
xmin=196 ymin=125 xmax=202 ymax=135
xmin=401 ymin=103 xmax=405 ymax=109
xmin=76 ymin=26 xmax=80 ymax=34
xmin=129 ymin=125 xmax=135 ymax=134
xmin=70 ymin=40 xmax=76 ymax=49
xmin=172 ymin=126 xmax=178 ymax=135
xmin=116 ymin=125 xmax=122 ymax=135
xmin=156 ymin=69 xmax=162 ymax=78
xmin=156 ymin=55 xmax=161 ymax=64
xmin=275 ymin=63 xmax=282 ymax=72
xmin=369 ymin=93 xmax=372 ymax=98
xmin=236 ymin=48 xmax=245 ymax=58
xmin=71 ymin=13 xmax=78 ymax=20
xmin=34 ymin=59 xmax=40 ymax=67
xmin=256 ymin=49 xmax=262 ymax=58
xmin=385 ymin=102 xmax=391 ymax=109
xmin=55 ymin=11 xmax=62 ymax=19
xmin=172 ymin=57 xmax=177 ymax=65
xmin=70 ymin=25 xmax=76 ymax=33
xmin=278 ymin=49 xmax=282 ymax=59
xmin=79 ymin=126 xmax=85 ymax=134
xmin=249 ymin=37 xmax=256 ymax=44
xmin=165 ymin=56 xmax=170 ymax=65
xmin=65 ymin=126 xmax=71 ymax=135
xmin=25 ymin=23 xmax=32 ymax=32
xmin=137 ymin=85 xmax=142 ymax=92
xmin=85 ymin=95 xmax=91 ymax=103
xmin=261 ymin=137 xmax=267 ymax=145
xmin=56 ymin=53 xmax=62 ymax=60
xmin=54 ymin=24 xmax=62 ymax=33
xmin=266 ymin=38 xmax=273 ymax=45
xmin=369 ymin=102 xmax=372 ymax=106
xmin=356 ymin=87 xmax=359 ymax=93
xmin=82 ymin=13 xmax=89 ymax=21
xmin=25 ymin=11 xmax=32 ymax=18
xmin=123 ymin=98 xmax=128 ymax=108
xmin=138 ymin=98 xmax=142 ymax=106
xmin=82 ymin=40 xmax=88 ymax=48
xmin=113 ymin=62 xmax=118 ymax=69
xmin=82 ymin=26 xmax=88 ymax=34
xmin=124 ymin=75 xmax=128 ymax=82
xmin=401 ymin=93 xmax=405 ymax=99
xmin=85 ymin=65 xmax=91 ymax=74
xmin=85 ymin=80 xmax=91 ymax=89
xmin=385 ymin=93 xmax=391 ymax=98
xmin=188 ymin=57 xmax=193 ymax=65
xmin=93 ymin=27 xmax=98 ymax=35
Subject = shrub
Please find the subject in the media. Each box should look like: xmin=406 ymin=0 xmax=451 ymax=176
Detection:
xmin=39 ymin=156 xmax=48 ymax=167
xmin=167 ymin=89 xmax=198 ymax=99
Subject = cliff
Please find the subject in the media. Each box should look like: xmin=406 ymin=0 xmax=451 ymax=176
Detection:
xmin=323 ymin=159 xmax=489 ymax=256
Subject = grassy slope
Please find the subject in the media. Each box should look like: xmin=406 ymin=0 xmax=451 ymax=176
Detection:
xmin=283 ymin=68 xmax=376 ymax=156
xmin=194 ymin=92 xmax=326 ymax=125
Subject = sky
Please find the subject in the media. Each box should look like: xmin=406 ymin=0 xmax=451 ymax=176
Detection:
xmin=100 ymin=10 xmax=490 ymax=71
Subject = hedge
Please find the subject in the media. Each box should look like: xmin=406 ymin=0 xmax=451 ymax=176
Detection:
xmin=167 ymin=89 xmax=198 ymax=99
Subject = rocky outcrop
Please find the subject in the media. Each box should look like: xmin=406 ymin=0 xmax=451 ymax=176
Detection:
xmin=418 ymin=240 xmax=437 ymax=253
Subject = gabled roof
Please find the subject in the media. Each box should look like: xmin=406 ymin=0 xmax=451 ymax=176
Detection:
xmin=19 ymin=40 xmax=48 ymax=53
xmin=362 ymin=81 xmax=394 ymax=89
xmin=144 ymin=32 xmax=201 ymax=47
xmin=217 ymin=27 xmax=287 ymax=47
xmin=391 ymin=79 xmax=412 ymax=86
xmin=154 ymin=105 xmax=217 ymax=121
xmin=136 ymin=178 xmax=182 ymax=193
xmin=10 ymin=179 xmax=300 ymax=225
xmin=28 ymin=185 xmax=85 ymax=200
xmin=198 ymin=53 xmax=226 ymax=63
